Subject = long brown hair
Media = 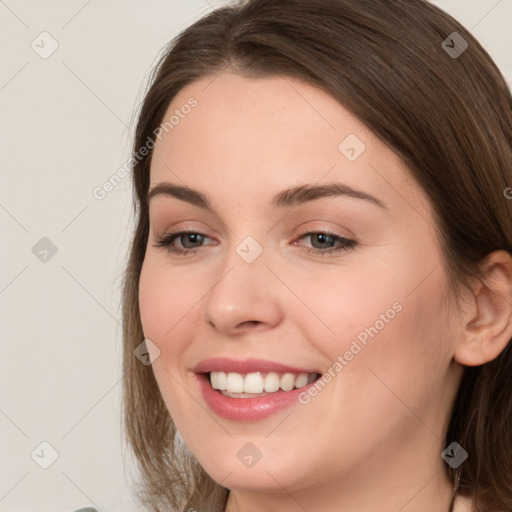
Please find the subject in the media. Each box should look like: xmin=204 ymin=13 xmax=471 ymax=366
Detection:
xmin=121 ymin=1 xmax=512 ymax=510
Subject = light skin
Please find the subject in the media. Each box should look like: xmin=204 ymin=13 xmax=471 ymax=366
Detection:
xmin=138 ymin=71 xmax=512 ymax=512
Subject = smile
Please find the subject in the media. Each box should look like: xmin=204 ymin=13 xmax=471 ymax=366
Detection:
xmin=193 ymin=358 xmax=323 ymax=420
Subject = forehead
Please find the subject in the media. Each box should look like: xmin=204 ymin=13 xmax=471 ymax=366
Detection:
xmin=149 ymin=72 xmax=431 ymax=219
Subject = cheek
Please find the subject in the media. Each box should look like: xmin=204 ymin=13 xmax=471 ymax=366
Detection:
xmin=293 ymin=256 xmax=450 ymax=400
xmin=138 ymin=263 xmax=166 ymax=341
xmin=332 ymin=267 xmax=452 ymax=417
xmin=138 ymin=259 xmax=196 ymax=345
xmin=284 ymin=263 xmax=404 ymax=357
xmin=138 ymin=260 xmax=196 ymax=414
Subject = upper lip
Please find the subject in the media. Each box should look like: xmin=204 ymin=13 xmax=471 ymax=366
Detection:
xmin=192 ymin=357 xmax=320 ymax=375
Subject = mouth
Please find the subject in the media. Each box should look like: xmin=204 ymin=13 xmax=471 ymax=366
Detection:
xmin=206 ymin=370 xmax=321 ymax=398
xmin=192 ymin=357 xmax=323 ymax=420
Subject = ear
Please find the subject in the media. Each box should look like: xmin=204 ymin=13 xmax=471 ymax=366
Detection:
xmin=454 ymin=250 xmax=512 ymax=366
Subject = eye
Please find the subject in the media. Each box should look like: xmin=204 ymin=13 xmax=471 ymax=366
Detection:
xmin=294 ymin=230 xmax=357 ymax=256
xmin=153 ymin=231 xmax=214 ymax=256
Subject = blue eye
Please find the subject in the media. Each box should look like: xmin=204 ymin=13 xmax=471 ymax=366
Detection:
xmin=153 ymin=230 xmax=356 ymax=257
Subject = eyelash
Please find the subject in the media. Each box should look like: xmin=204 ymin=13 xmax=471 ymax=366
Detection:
xmin=153 ymin=230 xmax=357 ymax=257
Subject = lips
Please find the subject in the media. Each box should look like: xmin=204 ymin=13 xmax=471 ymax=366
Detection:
xmin=192 ymin=357 xmax=322 ymax=420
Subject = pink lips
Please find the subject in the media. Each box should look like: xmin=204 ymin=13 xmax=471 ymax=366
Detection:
xmin=192 ymin=357 xmax=320 ymax=421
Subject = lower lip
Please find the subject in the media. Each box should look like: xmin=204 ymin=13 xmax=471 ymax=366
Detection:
xmin=196 ymin=373 xmax=315 ymax=421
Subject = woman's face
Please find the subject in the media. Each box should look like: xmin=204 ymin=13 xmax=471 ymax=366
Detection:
xmin=139 ymin=72 xmax=462 ymax=505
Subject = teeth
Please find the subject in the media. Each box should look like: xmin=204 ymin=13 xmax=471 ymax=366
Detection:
xmin=209 ymin=371 xmax=316 ymax=395
xmin=280 ymin=373 xmax=295 ymax=391
xmin=244 ymin=373 xmax=264 ymax=393
xmin=295 ymin=373 xmax=309 ymax=388
xmin=264 ymin=372 xmax=280 ymax=392
xmin=226 ymin=372 xmax=244 ymax=393
xmin=210 ymin=370 xmax=227 ymax=391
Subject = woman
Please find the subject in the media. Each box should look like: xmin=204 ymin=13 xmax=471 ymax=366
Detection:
xmin=121 ymin=1 xmax=512 ymax=511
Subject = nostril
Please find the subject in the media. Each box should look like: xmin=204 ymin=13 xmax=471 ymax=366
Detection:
xmin=239 ymin=320 xmax=260 ymax=327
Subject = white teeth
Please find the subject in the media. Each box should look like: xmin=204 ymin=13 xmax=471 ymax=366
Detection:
xmin=280 ymin=373 xmax=295 ymax=391
xmin=226 ymin=372 xmax=244 ymax=393
xmin=264 ymin=372 xmax=280 ymax=392
xmin=210 ymin=371 xmax=316 ymax=395
xmin=209 ymin=371 xmax=227 ymax=390
xmin=243 ymin=372 xmax=264 ymax=393
xmin=295 ymin=373 xmax=309 ymax=388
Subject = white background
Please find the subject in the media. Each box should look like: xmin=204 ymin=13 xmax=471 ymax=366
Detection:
xmin=1 ymin=1 xmax=511 ymax=511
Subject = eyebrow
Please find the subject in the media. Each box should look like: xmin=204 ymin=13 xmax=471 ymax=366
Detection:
xmin=147 ymin=181 xmax=388 ymax=211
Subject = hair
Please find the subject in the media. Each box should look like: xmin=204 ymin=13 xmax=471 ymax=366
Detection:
xmin=120 ymin=1 xmax=512 ymax=511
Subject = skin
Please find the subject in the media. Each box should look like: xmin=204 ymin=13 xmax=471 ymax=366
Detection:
xmin=138 ymin=72 xmax=512 ymax=512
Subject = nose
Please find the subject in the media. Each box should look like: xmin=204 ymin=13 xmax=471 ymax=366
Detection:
xmin=201 ymin=243 xmax=284 ymax=337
